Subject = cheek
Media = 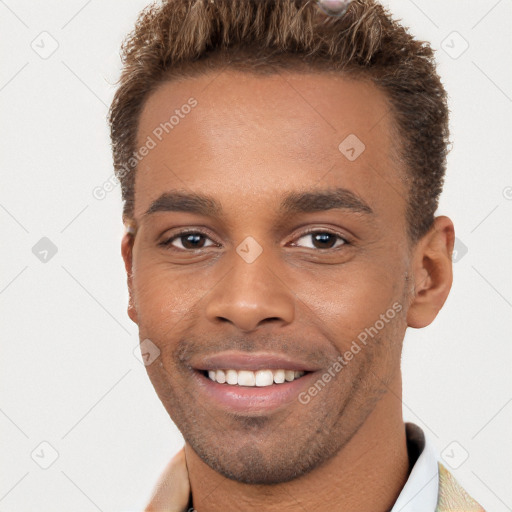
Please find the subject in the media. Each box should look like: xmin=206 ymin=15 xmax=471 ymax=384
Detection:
xmin=290 ymin=264 xmax=405 ymax=346
xmin=132 ymin=259 xmax=217 ymax=336
xmin=131 ymin=239 xmax=408 ymax=347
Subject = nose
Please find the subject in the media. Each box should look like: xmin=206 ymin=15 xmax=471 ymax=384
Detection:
xmin=204 ymin=251 xmax=295 ymax=332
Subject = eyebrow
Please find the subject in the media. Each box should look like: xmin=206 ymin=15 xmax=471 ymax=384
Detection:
xmin=143 ymin=187 xmax=373 ymax=218
xmin=280 ymin=188 xmax=373 ymax=215
xmin=143 ymin=192 xmax=221 ymax=218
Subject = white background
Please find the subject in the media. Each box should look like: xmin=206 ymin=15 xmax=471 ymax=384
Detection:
xmin=1 ymin=0 xmax=511 ymax=510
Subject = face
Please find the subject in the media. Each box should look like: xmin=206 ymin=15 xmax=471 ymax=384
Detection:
xmin=125 ymin=70 xmax=415 ymax=484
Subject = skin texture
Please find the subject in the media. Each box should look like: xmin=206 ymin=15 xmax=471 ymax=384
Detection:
xmin=121 ymin=70 xmax=455 ymax=511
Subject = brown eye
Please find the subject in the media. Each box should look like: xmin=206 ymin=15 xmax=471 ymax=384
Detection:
xmin=292 ymin=231 xmax=347 ymax=250
xmin=160 ymin=231 xmax=216 ymax=250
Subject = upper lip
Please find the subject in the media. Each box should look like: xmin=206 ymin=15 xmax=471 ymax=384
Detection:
xmin=190 ymin=351 xmax=321 ymax=372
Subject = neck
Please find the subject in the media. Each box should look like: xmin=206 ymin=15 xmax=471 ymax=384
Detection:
xmin=185 ymin=372 xmax=410 ymax=512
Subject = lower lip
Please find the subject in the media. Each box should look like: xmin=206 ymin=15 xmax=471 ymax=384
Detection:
xmin=192 ymin=370 xmax=318 ymax=414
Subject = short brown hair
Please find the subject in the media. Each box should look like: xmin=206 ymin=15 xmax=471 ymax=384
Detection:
xmin=108 ymin=0 xmax=450 ymax=242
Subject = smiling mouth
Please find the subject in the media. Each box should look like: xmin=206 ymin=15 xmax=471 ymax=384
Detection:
xmin=200 ymin=368 xmax=309 ymax=387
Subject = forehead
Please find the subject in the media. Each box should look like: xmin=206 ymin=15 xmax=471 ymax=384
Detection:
xmin=133 ymin=69 xmax=405 ymax=223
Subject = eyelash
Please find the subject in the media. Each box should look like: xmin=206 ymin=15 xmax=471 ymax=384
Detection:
xmin=158 ymin=228 xmax=350 ymax=251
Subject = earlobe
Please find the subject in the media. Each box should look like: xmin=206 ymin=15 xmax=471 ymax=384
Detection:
xmin=406 ymin=216 xmax=455 ymax=329
xmin=121 ymin=231 xmax=138 ymax=324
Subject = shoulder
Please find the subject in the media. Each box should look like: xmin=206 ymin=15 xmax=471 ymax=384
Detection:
xmin=144 ymin=448 xmax=191 ymax=512
xmin=436 ymin=462 xmax=486 ymax=512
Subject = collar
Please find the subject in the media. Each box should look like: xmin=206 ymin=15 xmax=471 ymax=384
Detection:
xmin=390 ymin=422 xmax=439 ymax=512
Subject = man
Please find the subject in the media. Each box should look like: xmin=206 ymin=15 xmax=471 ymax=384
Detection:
xmin=109 ymin=0 xmax=486 ymax=510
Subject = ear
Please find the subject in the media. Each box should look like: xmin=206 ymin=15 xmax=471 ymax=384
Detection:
xmin=121 ymin=229 xmax=138 ymax=324
xmin=406 ymin=216 xmax=455 ymax=329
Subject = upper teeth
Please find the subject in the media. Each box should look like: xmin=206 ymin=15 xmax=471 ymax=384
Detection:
xmin=207 ymin=369 xmax=306 ymax=387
